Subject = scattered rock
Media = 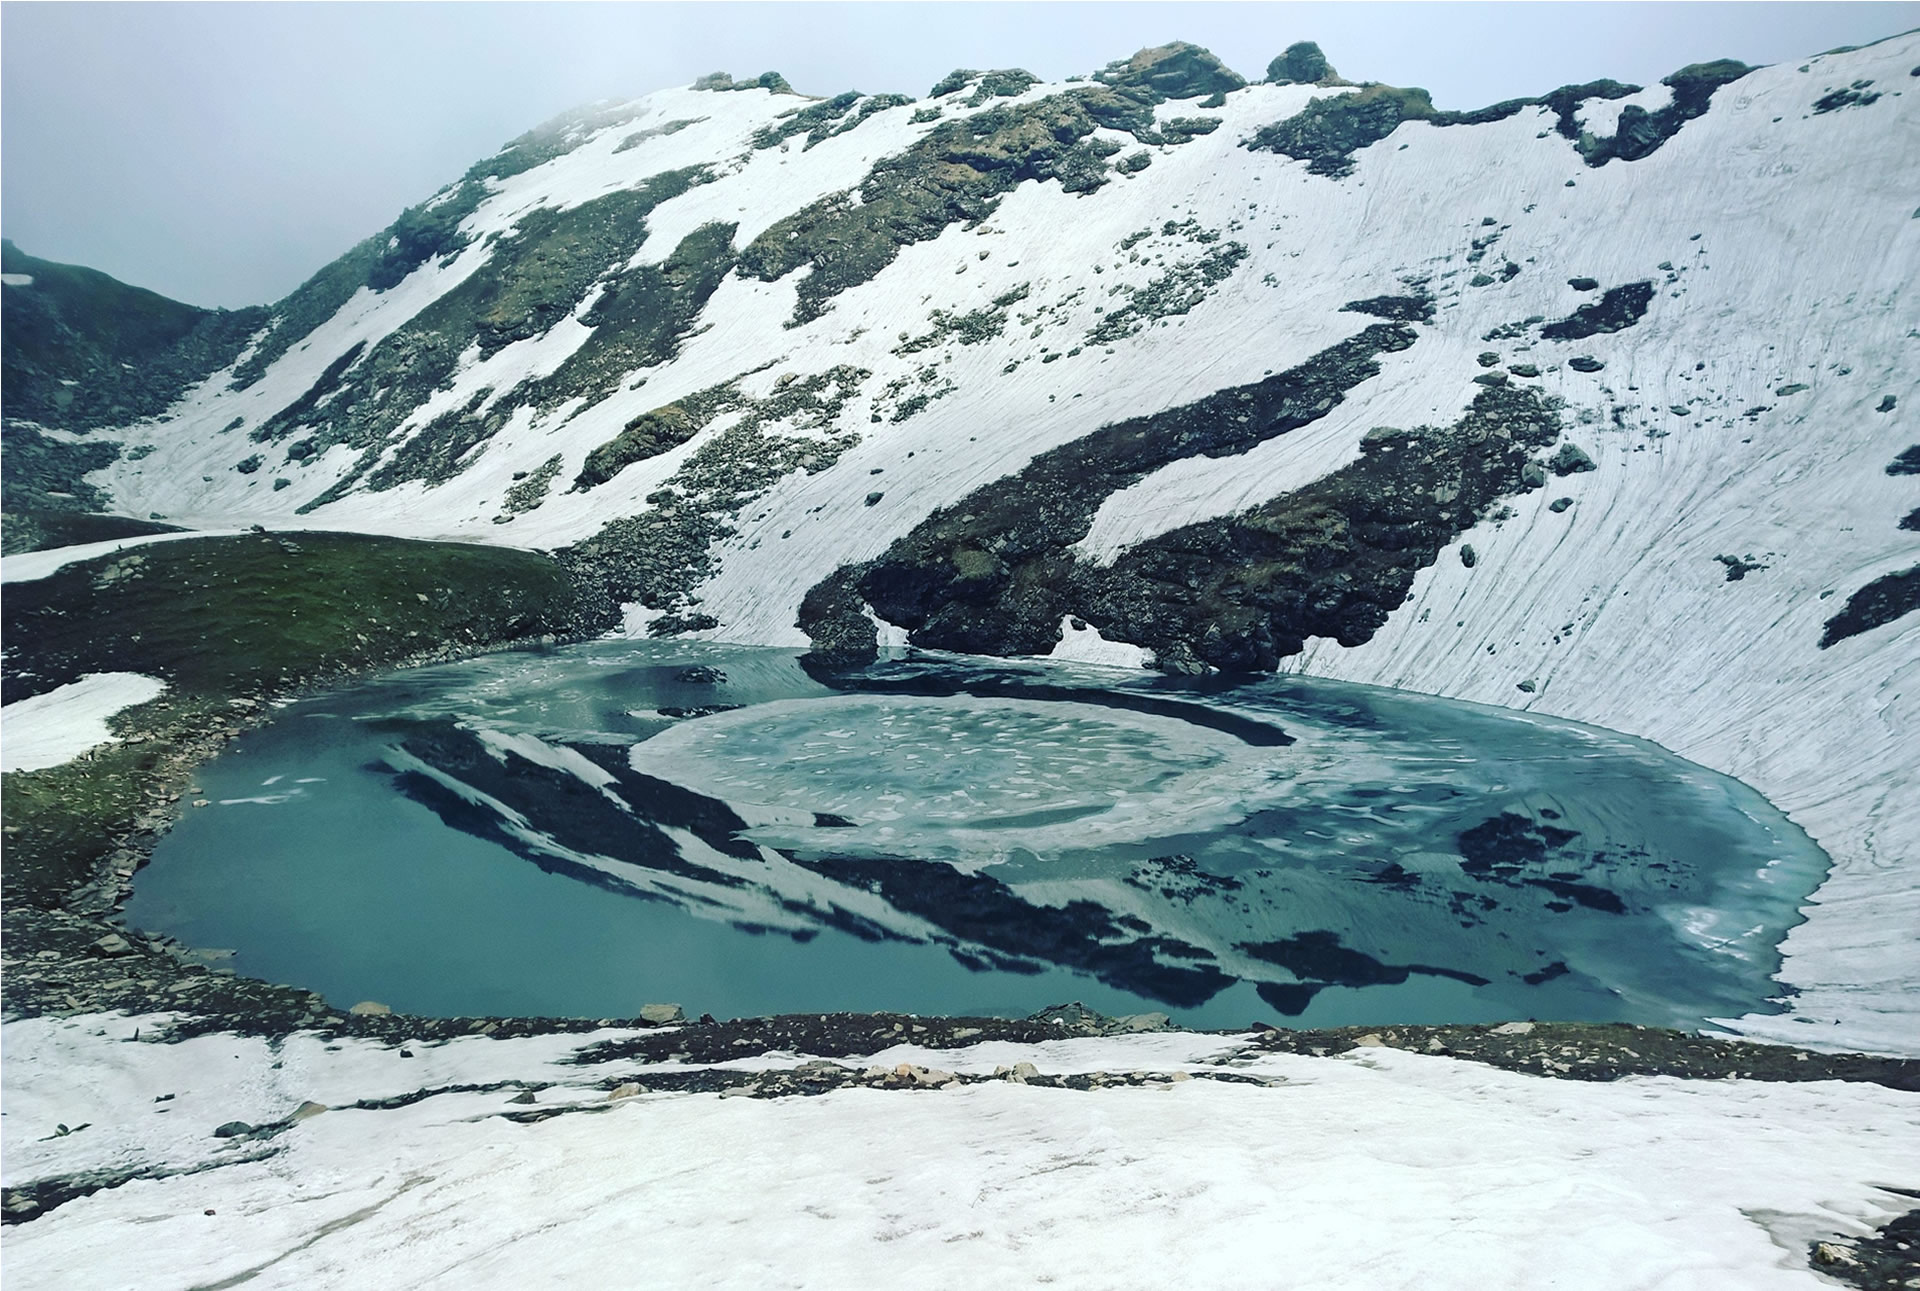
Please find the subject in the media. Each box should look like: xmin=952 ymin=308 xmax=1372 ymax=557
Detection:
xmin=1548 ymin=496 xmax=1574 ymax=513
xmin=348 ymin=1000 xmax=392 ymax=1016
xmin=639 ymin=1002 xmax=686 ymax=1024
xmin=1567 ymin=355 xmax=1604 ymax=373
xmin=90 ymin=933 xmax=133 ymax=957
xmin=1459 ymin=543 xmax=1478 ymax=568
xmin=1550 ymin=442 xmax=1596 ymax=475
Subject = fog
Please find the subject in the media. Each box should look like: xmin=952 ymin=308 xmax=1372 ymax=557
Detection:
xmin=3 ymin=1 xmax=1913 ymax=308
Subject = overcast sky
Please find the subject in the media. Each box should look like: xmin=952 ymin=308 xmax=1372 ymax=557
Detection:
xmin=4 ymin=2 xmax=1915 ymax=308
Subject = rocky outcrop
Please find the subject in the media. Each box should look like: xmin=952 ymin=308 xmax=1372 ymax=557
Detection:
xmin=1266 ymin=41 xmax=1337 ymax=85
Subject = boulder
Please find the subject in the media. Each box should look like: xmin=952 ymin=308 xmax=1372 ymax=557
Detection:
xmin=639 ymin=1002 xmax=685 ymax=1024
xmin=1102 ymin=43 xmax=1246 ymax=100
xmin=1267 ymin=41 xmax=1336 ymax=85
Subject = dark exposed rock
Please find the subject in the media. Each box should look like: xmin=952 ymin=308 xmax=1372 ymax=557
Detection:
xmin=1549 ymin=497 xmax=1574 ymax=513
xmin=1819 ymin=565 xmax=1920 ymax=648
xmin=1460 ymin=544 xmax=1479 ymax=568
xmin=1266 ymin=42 xmax=1335 ymax=85
xmin=803 ymin=324 xmax=1417 ymax=661
xmin=1246 ymin=60 xmax=1744 ymax=179
xmin=930 ymin=68 xmax=980 ymax=97
xmin=1085 ymin=239 xmax=1249 ymax=344
xmin=695 ymin=71 xmax=793 ymax=94
xmin=1568 ymin=276 xmax=1599 ymax=291
xmin=1900 ymin=507 xmax=1919 ymax=533
xmin=1812 ymin=81 xmax=1883 ymax=113
xmin=1581 ymin=61 xmax=1754 ymax=165
xmin=1886 ymin=445 xmax=1920 ymax=475
xmin=1568 ymin=355 xmax=1605 ymax=373
xmin=1096 ymin=42 xmax=1246 ymax=100
xmin=1341 ymin=292 xmax=1434 ymax=323
xmin=1809 ymin=1206 xmax=1920 ymax=1291
xmin=1715 ymin=554 xmax=1769 ymax=582
xmin=613 ymin=117 xmax=703 ymax=153
xmin=805 ymin=338 xmax=1564 ymax=674
xmin=1550 ymin=442 xmax=1596 ymax=475
xmin=798 ymin=567 xmax=881 ymax=670
xmin=738 ymin=88 xmax=1164 ymax=325
xmin=1540 ymin=281 xmax=1654 ymax=340
xmin=966 ymin=70 xmax=1039 ymax=105
xmin=562 ymin=367 xmax=868 ymax=630
xmin=1244 ymin=85 xmax=1443 ymax=178
xmin=1877 ymin=395 xmax=1898 ymax=414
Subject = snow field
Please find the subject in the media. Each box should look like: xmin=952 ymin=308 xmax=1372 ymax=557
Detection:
xmin=2 ymin=1013 xmax=1915 ymax=1290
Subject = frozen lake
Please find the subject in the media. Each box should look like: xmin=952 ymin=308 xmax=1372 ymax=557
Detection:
xmin=127 ymin=643 xmax=1829 ymax=1031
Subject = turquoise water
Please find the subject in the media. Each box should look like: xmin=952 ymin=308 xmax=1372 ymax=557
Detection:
xmin=126 ymin=643 xmax=1829 ymax=1030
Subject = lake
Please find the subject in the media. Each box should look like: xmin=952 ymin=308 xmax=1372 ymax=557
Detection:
xmin=126 ymin=642 xmax=1828 ymax=1031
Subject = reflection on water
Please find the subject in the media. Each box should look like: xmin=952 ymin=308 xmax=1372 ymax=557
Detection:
xmin=126 ymin=643 xmax=1829 ymax=1030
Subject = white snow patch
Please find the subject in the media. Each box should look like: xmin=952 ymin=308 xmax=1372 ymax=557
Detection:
xmin=0 ymin=530 xmax=245 ymax=583
xmin=0 ymin=673 xmax=167 ymax=772
xmin=1049 ymin=615 xmax=1152 ymax=670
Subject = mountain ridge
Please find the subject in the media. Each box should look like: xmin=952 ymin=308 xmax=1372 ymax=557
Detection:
xmin=2 ymin=34 xmax=1916 ymax=1051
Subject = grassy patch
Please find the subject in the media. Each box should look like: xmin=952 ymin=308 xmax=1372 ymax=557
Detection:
xmin=1 ymin=531 xmax=584 ymax=705
xmin=0 ymin=693 xmax=223 ymax=907
xmin=1 ymin=531 xmax=591 ymax=911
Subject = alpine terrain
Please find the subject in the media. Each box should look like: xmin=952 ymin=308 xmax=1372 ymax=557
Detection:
xmin=2 ymin=36 xmax=1916 ymax=1289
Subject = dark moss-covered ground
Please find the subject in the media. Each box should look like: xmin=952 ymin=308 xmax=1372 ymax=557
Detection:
xmin=1 ymin=241 xmax=265 ymax=433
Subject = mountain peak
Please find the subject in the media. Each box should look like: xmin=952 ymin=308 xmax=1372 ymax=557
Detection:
xmin=1096 ymin=41 xmax=1246 ymax=99
xmin=1266 ymin=41 xmax=1339 ymax=85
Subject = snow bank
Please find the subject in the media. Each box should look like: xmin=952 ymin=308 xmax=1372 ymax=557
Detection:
xmin=0 ymin=530 xmax=244 ymax=584
xmin=0 ymin=673 xmax=167 ymax=772
xmin=2 ymin=1014 xmax=1914 ymax=1289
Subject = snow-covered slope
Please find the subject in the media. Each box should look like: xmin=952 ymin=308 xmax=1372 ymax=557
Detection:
xmin=24 ymin=38 xmax=1920 ymax=1048
xmin=4 ymin=1012 xmax=1916 ymax=1289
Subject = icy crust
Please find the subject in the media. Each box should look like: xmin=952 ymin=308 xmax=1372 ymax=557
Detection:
xmin=0 ymin=673 xmax=166 ymax=773
xmin=3 ymin=1012 xmax=1917 ymax=1289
